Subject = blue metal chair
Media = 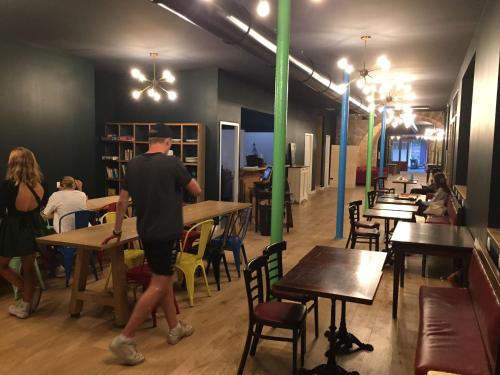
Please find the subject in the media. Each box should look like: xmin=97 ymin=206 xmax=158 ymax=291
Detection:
xmin=213 ymin=207 xmax=251 ymax=278
xmin=58 ymin=210 xmax=99 ymax=287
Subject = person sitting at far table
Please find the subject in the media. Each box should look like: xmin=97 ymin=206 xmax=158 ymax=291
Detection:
xmin=43 ymin=176 xmax=87 ymax=277
xmin=410 ymin=168 xmax=439 ymax=195
xmin=415 ymin=172 xmax=450 ymax=217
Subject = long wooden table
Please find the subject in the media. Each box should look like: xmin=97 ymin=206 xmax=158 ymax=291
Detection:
xmin=390 ymin=222 xmax=474 ymax=319
xmin=363 ymin=209 xmax=414 ymax=251
xmin=36 ymin=200 xmax=251 ymax=326
xmin=274 ymin=246 xmax=386 ymax=374
xmin=86 ymin=195 xmax=120 ymax=211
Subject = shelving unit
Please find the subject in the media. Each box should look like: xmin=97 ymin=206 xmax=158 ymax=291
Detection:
xmin=102 ymin=122 xmax=205 ymax=202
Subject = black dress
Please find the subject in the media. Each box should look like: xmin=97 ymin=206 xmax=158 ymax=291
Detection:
xmin=0 ymin=180 xmax=47 ymax=257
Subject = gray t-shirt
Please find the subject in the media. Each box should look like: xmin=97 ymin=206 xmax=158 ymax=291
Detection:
xmin=123 ymin=153 xmax=192 ymax=242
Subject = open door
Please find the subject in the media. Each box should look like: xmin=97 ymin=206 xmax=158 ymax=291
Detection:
xmin=219 ymin=121 xmax=240 ymax=202
xmin=304 ymin=133 xmax=314 ymax=193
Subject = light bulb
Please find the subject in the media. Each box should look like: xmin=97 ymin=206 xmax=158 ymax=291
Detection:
xmin=391 ymin=121 xmax=398 ymax=128
xmin=153 ymin=92 xmax=161 ymax=102
xmin=406 ymin=92 xmax=417 ymax=101
xmin=131 ymin=90 xmax=141 ymax=100
xmin=356 ymin=78 xmax=365 ymax=89
xmin=345 ymin=64 xmax=354 ymax=74
xmin=337 ymin=57 xmax=348 ymax=70
xmin=131 ymin=68 xmax=141 ymax=79
xmin=376 ymin=55 xmax=391 ymax=71
xmin=147 ymin=88 xmax=155 ymax=98
xmin=167 ymin=91 xmax=178 ymax=101
xmin=256 ymin=0 xmax=270 ymax=17
xmin=162 ymin=69 xmax=176 ymax=83
xmin=138 ymin=74 xmax=146 ymax=83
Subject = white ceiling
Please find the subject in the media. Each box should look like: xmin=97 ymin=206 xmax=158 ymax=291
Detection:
xmin=0 ymin=0 xmax=486 ymax=108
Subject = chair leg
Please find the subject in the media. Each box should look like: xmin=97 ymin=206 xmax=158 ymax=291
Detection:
xmin=421 ymin=255 xmax=427 ymax=277
xmin=89 ymin=253 xmax=99 ymax=281
xmin=33 ymin=258 xmax=46 ymax=290
xmin=241 ymin=244 xmax=248 ymax=267
xmin=369 ymin=238 xmax=372 ymax=251
xmin=350 ymin=235 xmax=357 ymax=249
xmin=9 ymin=257 xmax=22 ymax=299
xmin=238 ymin=325 xmax=254 ymax=375
xmin=173 ymin=293 xmax=180 ymax=314
xmin=184 ymin=270 xmax=195 ymax=307
xmin=345 ymin=232 xmax=352 ymax=249
xmin=211 ymin=256 xmax=221 ymax=291
xmin=375 ymin=236 xmax=380 ymax=252
xmin=103 ymin=265 xmax=112 ymax=290
xmin=301 ymin=322 xmax=306 ymax=367
xmin=233 ymin=249 xmax=241 ymax=278
xmin=200 ymin=264 xmax=211 ymax=297
xmin=250 ymin=323 xmax=263 ymax=356
xmin=222 ymin=253 xmax=231 ymax=282
xmin=292 ymin=329 xmax=298 ymax=375
xmin=314 ymin=297 xmax=319 ymax=338
xmin=62 ymin=248 xmax=75 ymax=288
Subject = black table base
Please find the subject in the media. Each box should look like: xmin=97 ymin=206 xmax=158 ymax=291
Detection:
xmin=299 ymin=299 xmax=363 ymax=375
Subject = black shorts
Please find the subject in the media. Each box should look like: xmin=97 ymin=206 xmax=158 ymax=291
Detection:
xmin=142 ymin=240 xmax=178 ymax=276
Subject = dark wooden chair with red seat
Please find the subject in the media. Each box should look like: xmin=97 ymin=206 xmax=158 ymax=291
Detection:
xmin=238 ymin=255 xmax=306 ymax=375
xmin=126 ymin=263 xmax=180 ymax=327
xmin=346 ymin=204 xmax=380 ymax=251
xmin=263 ymin=241 xmax=319 ymax=338
xmin=373 ymin=176 xmax=395 ymax=195
xmin=345 ymin=200 xmax=379 ymax=248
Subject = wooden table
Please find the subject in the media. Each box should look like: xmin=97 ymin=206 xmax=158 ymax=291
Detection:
xmin=376 ymin=197 xmax=419 ymax=206
xmin=391 ymin=222 xmax=474 ymax=319
xmin=363 ymin=209 xmax=414 ymax=250
xmin=393 ymin=178 xmax=419 ymax=193
xmin=36 ymin=200 xmax=251 ymax=326
xmin=274 ymin=246 xmax=386 ymax=375
xmin=86 ymin=195 xmax=120 ymax=211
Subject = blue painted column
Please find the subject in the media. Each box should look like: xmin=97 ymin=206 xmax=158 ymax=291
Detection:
xmin=378 ymin=106 xmax=387 ymax=177
xmin=335 ymin=71 xmax=350 ymax=239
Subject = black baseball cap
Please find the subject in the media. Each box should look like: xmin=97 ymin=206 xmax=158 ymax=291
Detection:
xmin=149 ymin=123 xmax=173 ymax=139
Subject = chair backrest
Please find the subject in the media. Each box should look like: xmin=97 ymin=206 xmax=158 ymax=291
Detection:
xmin=233 ymin=207 xmax=252 ymax=241
xmin=99 ymin=211 xmax=117 ymax=224
xmin=243 ymin=255 xmax=268 ymax=319
xmin=348 ymin=205 xmax=357 ymax=229
xmin=58 ymin=210 xmax=94 ymax=233
xmin=262 ymin=241 xmax=286 ymax=301
xmin=367 ymin=191 xmax=377 ymax=208
xmin=348 ymin=200 xmax=362 ymax=222
xmin=179 ymin=219 xmax=214 ymax=261
xmin=373 ymin=176 xmax=386 ymax=190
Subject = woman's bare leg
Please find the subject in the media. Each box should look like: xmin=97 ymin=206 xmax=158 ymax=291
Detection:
xmin=20 ymin=254 xmax=35 ymax=303
xmin=0 ymin=256 xmax=24 ymax=291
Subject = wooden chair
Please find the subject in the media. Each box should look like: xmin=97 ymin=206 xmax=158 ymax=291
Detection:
xmin=263 ymin=241 xmax=319 ymax=338
xmin=346 ymin=205 xmax=380 ymax=251
xmin=238 ymin=256 xmax=306 ymax=375
xmin=367 ymin=190 xmax=378 ymax=209
xmin=345 ymin=200 xmax=379 ymax=248
xmin=373 ymin=176 xmax=395 ymax=194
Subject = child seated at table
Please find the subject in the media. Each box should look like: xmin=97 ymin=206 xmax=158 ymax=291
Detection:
xmin=415 ymin=172 xmax=449 ymax=217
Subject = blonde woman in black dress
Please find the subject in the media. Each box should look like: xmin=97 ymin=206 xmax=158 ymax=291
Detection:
xmin=0 ymin=147 xmax=46 ymax=318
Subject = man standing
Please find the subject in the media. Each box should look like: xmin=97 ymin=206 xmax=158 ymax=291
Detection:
xmin=103 ymin=124 xmax=202 ymax=365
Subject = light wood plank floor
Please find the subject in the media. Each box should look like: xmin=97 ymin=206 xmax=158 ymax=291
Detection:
xmin=0 ymin=172 xmax=453 ymax=374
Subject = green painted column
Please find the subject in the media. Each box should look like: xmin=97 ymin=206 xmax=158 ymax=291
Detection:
xmin=270 ymin=0 xmax=291 ymax=245
xmin=365 ymin=99 xmax=375 ymax=206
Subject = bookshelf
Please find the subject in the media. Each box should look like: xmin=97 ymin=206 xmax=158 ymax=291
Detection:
xmin=101 ymin=122 xmax=205 ymax=202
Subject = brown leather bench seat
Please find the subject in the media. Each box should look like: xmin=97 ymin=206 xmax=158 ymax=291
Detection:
xmin=415 ymin=249 xmax=500 ymax=375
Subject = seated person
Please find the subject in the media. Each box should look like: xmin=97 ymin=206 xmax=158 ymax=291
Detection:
xmin=410 ymin=168 xmax=439 ymax=195
xmin=43 ymin=176 xmax=87 ymax=233
xmin=416 ymin=172 xmax=449 ymax=216
xmin=42 ymin=176 xmax=87 ymax=277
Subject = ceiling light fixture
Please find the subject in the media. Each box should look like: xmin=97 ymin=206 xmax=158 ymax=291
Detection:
xmin=256 ymin=0 xmax=270 ymax=17
xmin=130 ymin=52 xmax=178 ymax=103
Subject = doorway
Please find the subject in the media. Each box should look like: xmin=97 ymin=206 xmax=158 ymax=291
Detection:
xmin=304 ymin=133 xmax=314 ymax=193
xmin=219 ymin=121 xmax=240 ymax=202
xmin=323 ymin=135 xmax=331 ymax=187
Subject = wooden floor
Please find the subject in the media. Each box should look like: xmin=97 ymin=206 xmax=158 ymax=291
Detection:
xmin=0 ymin=172 xmax=453 ymax=375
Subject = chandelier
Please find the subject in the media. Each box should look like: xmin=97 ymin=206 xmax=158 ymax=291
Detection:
xmin=130 ymin=52 xmax=178 ymax=102
xmin=337 ymin=35 xmax=391 ymax=93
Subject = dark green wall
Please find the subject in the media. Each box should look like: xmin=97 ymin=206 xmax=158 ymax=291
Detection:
xmin=0 ymin=39 xmax=97 ymax=196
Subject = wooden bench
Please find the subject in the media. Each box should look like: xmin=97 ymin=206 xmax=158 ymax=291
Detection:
xmin=415 ymin=246 xmax=500 ymax=375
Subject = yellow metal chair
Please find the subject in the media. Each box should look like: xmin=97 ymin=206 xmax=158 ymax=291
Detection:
xmin=100 ymin=212 xmax=144 ymax=290
xmin=176 ymin=219 xmax=213 ymax=307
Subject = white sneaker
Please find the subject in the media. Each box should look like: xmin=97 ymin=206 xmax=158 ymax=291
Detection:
xmin=9 ymin=300 xmax=30 ymax=319
xmin=109 ymin=335 xmax=145 ymax=366
xmin=30 ymin=286 xmax=42 ymax=313
xmin=167 ymin=321 xmax=194 ymax=345
xmin=55 ymin=265 xmax=65 ymax=278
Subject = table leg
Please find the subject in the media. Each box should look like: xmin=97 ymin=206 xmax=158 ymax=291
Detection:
xmin=110 ymin=246 xmax=130 ymax=327
xmin=400 ymin=250 xmax=405 ymax=288
xmin=392 ymin=248 xmax=401 ymax=319
xmin=403 ymin=183 xmax=407 ymax=193
xmin=300 ymin=299 xmax=359 ymax=375
xmin=335 ymin=301 xmax=373 ymax=355
xmin=69 ymin=248 xmax=90 ymax=318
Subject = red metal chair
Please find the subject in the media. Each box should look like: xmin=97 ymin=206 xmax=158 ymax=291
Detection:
xmin=263 ymin=241 xmax=319 ymax=338
xmin=126 ymin=263 xmax=180 ymax=327
xmin=238 ymin=255 xmax=306 ymax=375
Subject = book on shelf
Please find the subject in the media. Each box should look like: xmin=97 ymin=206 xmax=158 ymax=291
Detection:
xmin=107 ymin=188 xmax=117 ymax=196
xmin=102 ymin=155 xmax=119 ymax=161
xmin=105 ymin=167 xmax=119 ymax=179
xmin=121 ymin=164 xmax=127 ymax=176
xmin=124 ymin=149 xmax=133 ymax=161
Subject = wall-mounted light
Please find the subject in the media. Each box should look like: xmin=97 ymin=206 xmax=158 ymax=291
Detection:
xmin=256 ymin=0 xmax=270 ymax=17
